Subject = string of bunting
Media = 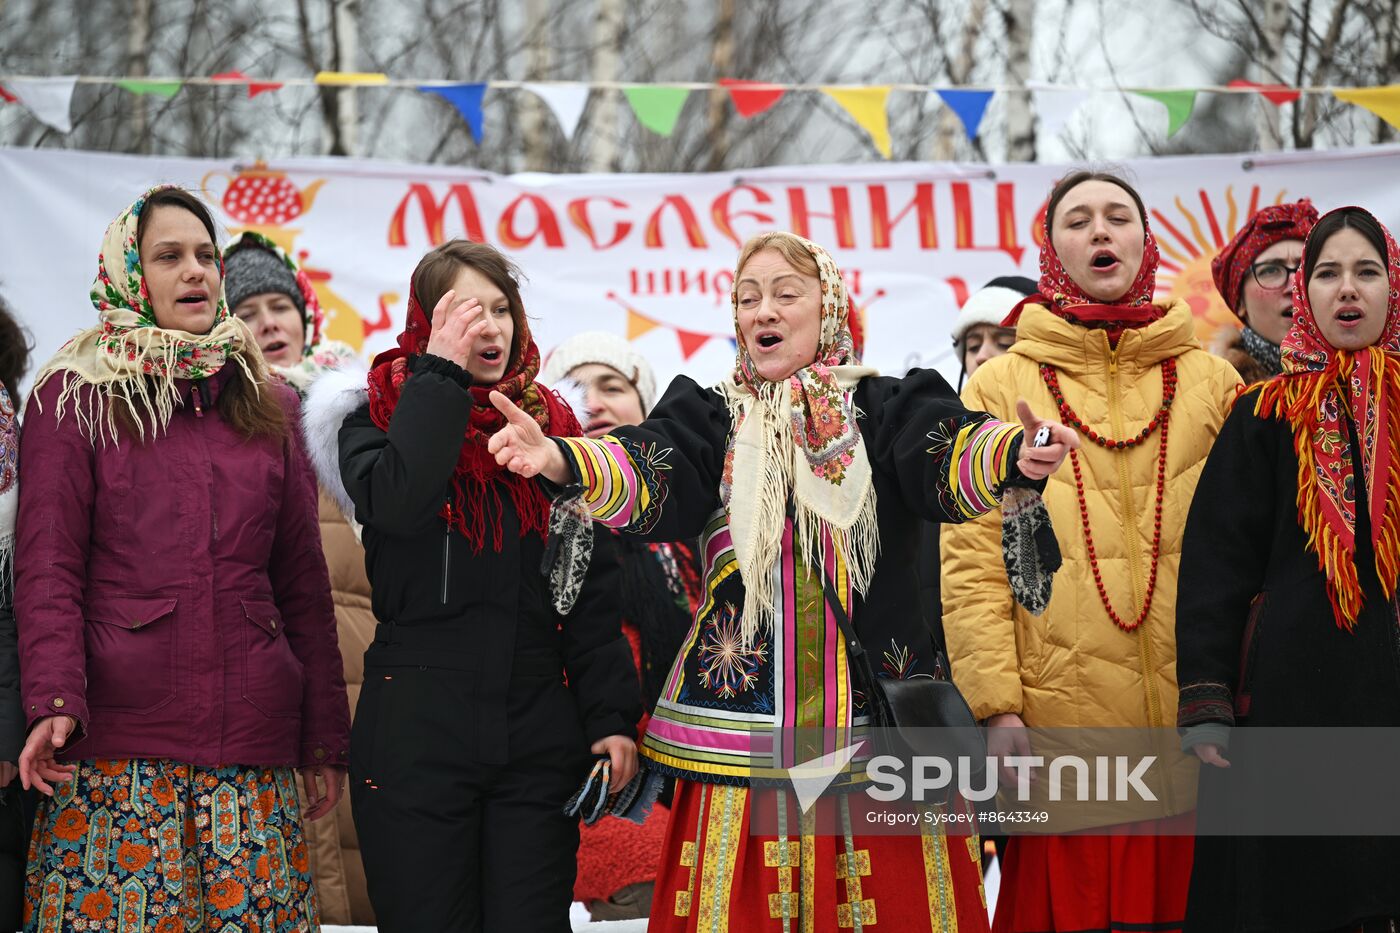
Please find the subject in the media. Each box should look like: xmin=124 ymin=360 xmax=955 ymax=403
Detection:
xmin=2 ymin=72 xmax=1399 ymax=154
xmin=610 ymin=292 xmax=736 ymax=362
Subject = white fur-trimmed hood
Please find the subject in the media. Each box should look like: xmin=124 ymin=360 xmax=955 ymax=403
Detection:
xmin=300 ymin=357 xmax=370 ymax=522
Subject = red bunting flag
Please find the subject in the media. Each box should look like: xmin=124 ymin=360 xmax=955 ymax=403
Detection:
xmin=211 ymin=70 xmax=284 ymax=98
xmin=676 ymin=329 xmax=712 ymax=361
xmin=718 ymin=79 xmax=786 ymax=118
xmin=1227 ymin=79 xmax=1301 ymax=106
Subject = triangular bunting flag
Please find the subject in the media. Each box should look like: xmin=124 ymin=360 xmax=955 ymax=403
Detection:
xmin=823 ymin=86 xmax=892 ymax=158
xmin=1334 ymin=85 xmax=1400 ymax=131
xmin=115 ymin=79 xmax=183 ymax=99
xmin=314 ymin=71 xmax=389 ymax=86
xmin=0 ymin=85 xmax=16 ymax=104
xmin=676 ymin=328 xmax=711 ymax=361
xmin=626 ymin=309 xmax=661 ymax=341
xmin=211 ymin=70 xmax=283 ymax=98
xmin=623 ymin=86 xmax=691 ymax=137
xmin=1028 ymin=82 xmax=1090 ymax=140
xmin=727 ymin=337 xmax=739 ymax=354
xmin=522 ymin=82 xmax=589 ymax=141
xmin=1133 ymin=89 xmax=1197 ymax=137
xmin=718 ymin=79 xmax=785 ymax=118
xmin=934 ymin=88 xmax=995 ymax=139
xmin=6 ymin=76 xmax=78 ymax=133
xmin=1227 ymin=79 xmax=1300 ymax=106
xmin=420 ymin=83 xmax=488 ymax=143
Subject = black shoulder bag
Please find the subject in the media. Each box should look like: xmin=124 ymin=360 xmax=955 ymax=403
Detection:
xmin=813 ymin=563 xmax=987 ymax=802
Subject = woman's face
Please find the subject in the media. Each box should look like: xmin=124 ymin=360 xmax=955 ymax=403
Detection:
xmin=1308 ymin=227 xmax=1390 ymax=352
xmin=451 ymin=265 xmax=516 ymax=384
xmin=234 ymin=292 xmax=305 ymax=366
xmin=1049 ymin=180 xmax=1146 ymax=303
xmin=962 ymin=323 xmax=1017 ymax=376
xmin=735 ymin=248 xmax=823 ymax=381
xmin=1239 ymin=238 xmax=1304 ymax=346
xmin=569 ymin=362 xmax=645 ymax=437
xmin=140 ymin=205 xmax=221 ymax=335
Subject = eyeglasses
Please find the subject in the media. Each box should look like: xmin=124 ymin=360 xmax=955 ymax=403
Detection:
xmin=1250 ymin=260 xmax=1301 ymax=290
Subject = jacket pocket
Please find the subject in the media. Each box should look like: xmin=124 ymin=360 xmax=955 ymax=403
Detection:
xmin=239 ymin=598 xmax=305 ymax=719
xmin=85 ymin=595 xmax=179 ymax=714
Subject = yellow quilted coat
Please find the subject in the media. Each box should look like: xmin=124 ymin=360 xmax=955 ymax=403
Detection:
xmin=940 ymin=299 xmax=1240 ymax=826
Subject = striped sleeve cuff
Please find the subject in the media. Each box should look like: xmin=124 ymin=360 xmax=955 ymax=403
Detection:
xmin=947 ymin=419 xmax=1024 ymax=518
xmin=556 ymin=435 xmax=651 ymax=528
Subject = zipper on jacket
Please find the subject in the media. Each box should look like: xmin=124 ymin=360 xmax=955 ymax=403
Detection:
xmin=190 ymin=383 xmax=204 ymax=418
xmin=440 ymin=498 xmax=453 ymax=605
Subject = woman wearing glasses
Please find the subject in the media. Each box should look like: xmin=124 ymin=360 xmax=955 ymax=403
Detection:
xmin=1209 ymin=200 xmax=1319 ymax=383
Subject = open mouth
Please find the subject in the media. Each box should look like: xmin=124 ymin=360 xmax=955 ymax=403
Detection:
xmin=176 ymin=292 xmax=208 ymax=305
xmin=586 ymin=419 xmax=615 ymax=437
xmin=755 ymin=332 xmax=784 ymax=350
xmin=479 ymin=347 xmax=504 ymax=363
xmin=1337 ymin=308 xmax=1364 ymax=323
xmin=263 ymin=340 xmax=288 ymax=354
xmin=1090 ymin=251 xmax=1119 ymax=270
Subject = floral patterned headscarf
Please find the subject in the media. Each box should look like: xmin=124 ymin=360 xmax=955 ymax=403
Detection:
xmin=30 ymin=184 xmax=263 ymax=444
xmin=1255 ymin=207 xmax=1400 ymax=629
xmin=721 ymin=234 xmax=878 ymax=644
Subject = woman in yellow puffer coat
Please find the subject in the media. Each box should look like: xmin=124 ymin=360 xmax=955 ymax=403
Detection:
xmin=940 ymin=171 xmax=1241 ymax=933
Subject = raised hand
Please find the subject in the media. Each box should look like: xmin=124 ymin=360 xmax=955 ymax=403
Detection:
xmin=487 ymin=391 xmax=570 ymax=484
xmin=424 ymin=289 xmax=491 ymax=370
xmin=1014 ymin=400 xmax=1080 ymax=481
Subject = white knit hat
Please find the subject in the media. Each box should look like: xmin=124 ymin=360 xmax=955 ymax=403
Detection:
xmin=539 ymin=331 xmax=658 ymax=413
xmin=950 ymin=276 xmax=1038 ymax=346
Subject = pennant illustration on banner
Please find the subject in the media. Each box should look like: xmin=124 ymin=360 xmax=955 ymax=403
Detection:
xmin=718 ymin=79 xmax=786 ymax=118
xmin=6 ymin=76 xmax=78 ymax=133
xmin=211 ymin=70 xmax=283 ymax=98
xmin=676 ymin=328 xmax=711 ymax=361
xmin=1134 ymin=89 xmax=1197 ymax=137
xmin=522 ymin=82 xmax=589 ymax=141
xmin=0 ymin=86 xmax=16 ymax=104
xmin=823 ymin=86 xmax=892 ymax=158
xmin=1227 ymin=79 xmax=1300 ymax=106
xmin=115 ymin=79 xmax=182 ymax=99
xmin=626 ymin=308 xmax=662 ymax=341
xmin=623 ymin=86 xmax=691 ymax=137
xmin=1334 ymin=85 xmax=1400 ymax=131
xmin=420 ymin=83 xmax=488 ymax=142
xmin=1028 ymin=82 xmax=1090 ymax=141
xmin=934 ymin=88 xmax=995 ymax=139
xmin=314 ymin=72 xmax=389 ymax=86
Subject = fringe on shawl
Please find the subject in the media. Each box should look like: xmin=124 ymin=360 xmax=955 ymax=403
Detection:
xmin=725 ymin=384 xmax=880 ymax=648
xmin=1254 ymin=355 xmax=1400 ymax=630
xmin=30 ymin=326 xmax=262 ymax=447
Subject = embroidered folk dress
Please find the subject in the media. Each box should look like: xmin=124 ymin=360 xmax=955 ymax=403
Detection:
xmin=558 ymin=369 xmax=1024 ymax=933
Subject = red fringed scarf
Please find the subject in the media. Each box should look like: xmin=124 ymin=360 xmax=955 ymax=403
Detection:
xmin=366 ymin=291 xmax=580 ymax=553
xmin=1003 ymin=201 xmax=1165 ymax=343
xmin=1254 ymin=208 xmax=1400 ymax=630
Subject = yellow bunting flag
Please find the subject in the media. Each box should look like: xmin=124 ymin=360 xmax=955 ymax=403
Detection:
xmin=1334 ymin=85 xmax=1400 ymax=131
xmin=626 ymin=309 xmax=662 ymax=341
xmin=314 ymin=72 xmax=390 ymax=86
xmin=822 ymin=86 xmax=892 ymax=158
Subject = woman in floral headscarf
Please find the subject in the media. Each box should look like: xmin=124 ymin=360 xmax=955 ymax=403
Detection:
xmin=940 ymin=170 xmax=1242 ymax=932
xmin=223 ymin=232 xmax=375 ymax=926
xmin=1177 ymin=206 xmax=1400 ymax=931
xmin=15 ymin=185 xmax=349 ymax=932
xmin=489 ymin=230 xmax=1077 ymax=932
xmin=334 ymin=239 xmax=639 ymax=931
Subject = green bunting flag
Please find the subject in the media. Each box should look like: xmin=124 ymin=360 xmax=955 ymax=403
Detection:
xmin=623 ymin=86 xmax=691 ymax=137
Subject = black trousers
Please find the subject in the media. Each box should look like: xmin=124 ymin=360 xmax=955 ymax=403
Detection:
xmin=351 ymin=657 xmax=591 ymax=932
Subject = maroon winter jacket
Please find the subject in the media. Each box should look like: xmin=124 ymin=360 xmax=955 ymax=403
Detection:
xmin=15 ymin=367 xmax=350 ymax=769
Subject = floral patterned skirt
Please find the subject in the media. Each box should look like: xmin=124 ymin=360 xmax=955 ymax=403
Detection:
xmin=24 ymin=759 xmax=318 ymax=933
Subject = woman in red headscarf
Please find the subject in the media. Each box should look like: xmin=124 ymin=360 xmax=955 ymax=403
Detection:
xmin=1177 ymin=206 xmax=1400 ymax=930
xmin=940 ymin=171 xmax=1243 ymax=931
xmin=333 ymin=239 xmax=641 ymax=931
xmin=1210 ymin=199 xmax=1320 ymax=383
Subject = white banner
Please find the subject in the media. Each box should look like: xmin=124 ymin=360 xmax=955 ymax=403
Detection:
xmin=3 ymin=145 xmax=1399 ymax=394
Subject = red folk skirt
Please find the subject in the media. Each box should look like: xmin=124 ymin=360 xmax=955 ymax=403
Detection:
xmin=648 ymin=777 xmax=991 ymax=933
xmin=991 ymin=813 xmax=1195 ymax=933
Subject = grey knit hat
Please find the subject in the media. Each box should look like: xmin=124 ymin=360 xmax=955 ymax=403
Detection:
xmin=539 ymin=331 xmax=658 ymax=413
xmin=224 ymin=245 xmax=306 ymax=316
